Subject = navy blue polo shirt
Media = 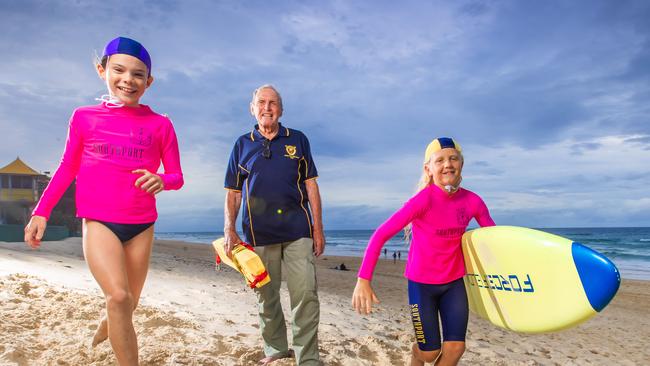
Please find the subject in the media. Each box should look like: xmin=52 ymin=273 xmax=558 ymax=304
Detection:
xmin=224 ymin=123 xmax=318 ymax=246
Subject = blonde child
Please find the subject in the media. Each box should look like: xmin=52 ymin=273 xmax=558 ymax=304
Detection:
xmin=352 ymin=138 xmax=494 ymax=366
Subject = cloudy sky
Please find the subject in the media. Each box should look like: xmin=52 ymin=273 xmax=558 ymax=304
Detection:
xmin=1 ymin=0 xmax=648 ymax=231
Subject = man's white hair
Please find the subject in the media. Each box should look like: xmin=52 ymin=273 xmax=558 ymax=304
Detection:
xmin=251 ymin=84 xmax=283 ymax=109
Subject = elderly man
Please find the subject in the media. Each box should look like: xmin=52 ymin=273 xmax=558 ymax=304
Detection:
xmin=223 ymin=84 xmax=325 ymax=365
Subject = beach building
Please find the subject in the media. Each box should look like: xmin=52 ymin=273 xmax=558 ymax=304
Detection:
xmin=0 ymin=157 xmax=44 ymax=225
xmin=0 ymin=157 xmax=75 ymax=240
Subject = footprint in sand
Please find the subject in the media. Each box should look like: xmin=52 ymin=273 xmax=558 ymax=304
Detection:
xmin=0 ymin=348 xmax=29 ymax=365
xmin=234 ymin=348 xmax=265 ymax=365
xmin=357 ymin=344 xmax=379 ymax=363
xmin=397 ymin=333 xmax=412 ymax=344
xmin=65 ymin=309 xmax=75 ymax=319
xmin=16 ymin=281 xmax=32 ymax=296
xmin=142 ymin=315 xmax=190 ymax=329
xmin=204 ymin=335 xmax=232 ymax=356
xmin=475 ymin=347 xmax=497 ymax=358
xmin=342 ymin=348 xmax=356 ymax=358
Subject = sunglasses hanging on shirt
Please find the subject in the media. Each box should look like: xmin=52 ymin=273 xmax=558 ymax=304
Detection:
xmin=262 ymin=139 xmax=271 ymax=159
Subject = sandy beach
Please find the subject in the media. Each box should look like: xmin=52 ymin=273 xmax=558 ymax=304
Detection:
xmin=1 ymin=238 xmax=648 ymax=365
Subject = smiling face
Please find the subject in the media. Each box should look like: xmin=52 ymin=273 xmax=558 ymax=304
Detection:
xmin=425 ymin=148 xmax=464 ymax=191
xmin=96 ymin=53 xmax=153 ymax=107
xmin=250 ymin=87 xmax=282 ymax=129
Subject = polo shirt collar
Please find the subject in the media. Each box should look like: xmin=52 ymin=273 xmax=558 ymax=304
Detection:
xmin=250 ymin=123 xmax=290 ymax=141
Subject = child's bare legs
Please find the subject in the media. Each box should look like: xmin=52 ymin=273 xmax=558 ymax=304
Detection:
xmin=83 ymin=220 xmax=153 ymax=365
xmin=410 ymin=341 xmax=465 ymax=366
xmin=91 ymin=315 xmax=109 ymax=347
xmin=92 ymin=224 xmax=154 ymax=347
xmin=410 ymin=343 xmax=440 ymax=366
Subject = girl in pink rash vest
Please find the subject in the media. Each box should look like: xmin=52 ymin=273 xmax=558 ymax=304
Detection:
xmin=352 ymin=137 xmax=494 ymax=366
xmin=24 ymin=37 xmax=183 ymax=366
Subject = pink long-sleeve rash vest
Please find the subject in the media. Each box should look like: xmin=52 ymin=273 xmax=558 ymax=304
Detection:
xmin=358 ymin=184 xmax=495 ymax=284
xmin=33 ymin=103 xmax=183 ymax=223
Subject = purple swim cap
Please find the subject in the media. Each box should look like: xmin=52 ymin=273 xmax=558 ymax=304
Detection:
xmin=103 ymin=37 xmax=152 ymax=75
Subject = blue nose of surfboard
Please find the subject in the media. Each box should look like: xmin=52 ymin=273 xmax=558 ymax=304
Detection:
xmin=572 ymin=242 xmax=621 ymax=312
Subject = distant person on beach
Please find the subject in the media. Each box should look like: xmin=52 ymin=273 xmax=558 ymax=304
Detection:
xmin=383 ymin=248 xmax=387 ymax=258
xmin=393 ymin=251 xmax=397 ymax=263
xmin=351 ymin=138 xmax=494 ymax=366
xmin=223 ymin=84 xmax=324 ymax=365
xmin=330 ymin=263 xmax=349 ymax=271
xmin=398 ymin=250 xmax=401 ymax=260
xmin=24 ymin=37 xmax=184 ymax=365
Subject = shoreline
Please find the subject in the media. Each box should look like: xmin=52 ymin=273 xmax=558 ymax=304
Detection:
xmin=1 ymin=238 xmax=649 ymax=365
xmin=155 ymin=237 xmax=650 ymax=281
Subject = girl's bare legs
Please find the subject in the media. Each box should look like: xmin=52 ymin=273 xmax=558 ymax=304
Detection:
xmin=410 ymin=341 xmax=465 ymax=366
xmin=83 ymin=220 xmax=154 ymax=365
xmin=410 ymin=343 xmax=440 ymax=366
xmin=92 ymin=224 xmax=154 ymax=347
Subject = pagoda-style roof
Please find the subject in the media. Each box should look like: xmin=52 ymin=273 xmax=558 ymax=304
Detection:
xmin=0 ymin=157 xmax=41 ymax=176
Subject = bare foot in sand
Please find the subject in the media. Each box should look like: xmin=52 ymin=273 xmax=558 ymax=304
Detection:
xmin=258 ymin=350 xmax=294 ymax=365
xmin=91 ymin=316 xmax=108 ymax=347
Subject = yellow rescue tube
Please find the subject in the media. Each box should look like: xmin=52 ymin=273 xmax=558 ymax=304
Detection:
xmin=212 ymin=238 xmax=271 ymax=288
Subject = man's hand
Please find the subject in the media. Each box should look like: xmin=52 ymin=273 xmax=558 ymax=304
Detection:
xmin=224 ymin=189 xmax=243 ymax=258
xmin=304 ymin=179 xmax=325 ymax=257
xmin=312 ymin=229 xmax=325 ymax=257
xmin=223 ymin=229 xmax=242 ymax=258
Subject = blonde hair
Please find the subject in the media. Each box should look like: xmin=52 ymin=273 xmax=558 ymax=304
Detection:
xmin=403 ymin=163 xmax=434 ymax=243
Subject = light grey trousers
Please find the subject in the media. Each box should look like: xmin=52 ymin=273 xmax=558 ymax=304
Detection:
xmin=254 ymin=237 xmax=320 ymax=365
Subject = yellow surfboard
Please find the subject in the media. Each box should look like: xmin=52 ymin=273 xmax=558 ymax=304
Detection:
xmin=212 ymin=238 xmax=271 ymax=289
xmin=462 ymin=226 xmax=620 ymax=333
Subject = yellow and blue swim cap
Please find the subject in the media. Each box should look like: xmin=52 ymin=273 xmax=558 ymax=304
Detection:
xmin=424 ymin=137 xmax=462 ymax=162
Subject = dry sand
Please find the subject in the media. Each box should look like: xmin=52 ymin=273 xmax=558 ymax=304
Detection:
xmin=1 ymin=238 xmax=648 ymax=365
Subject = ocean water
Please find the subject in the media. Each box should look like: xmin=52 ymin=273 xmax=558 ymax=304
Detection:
xmin=155 ymin=227 xmax=650 ymax=280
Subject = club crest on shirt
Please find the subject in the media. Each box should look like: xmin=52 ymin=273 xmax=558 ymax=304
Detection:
xmin=284 ymin=145 xmax=299 ymax=159
xmin=131 ymin=127 xmax=153 ymax=147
